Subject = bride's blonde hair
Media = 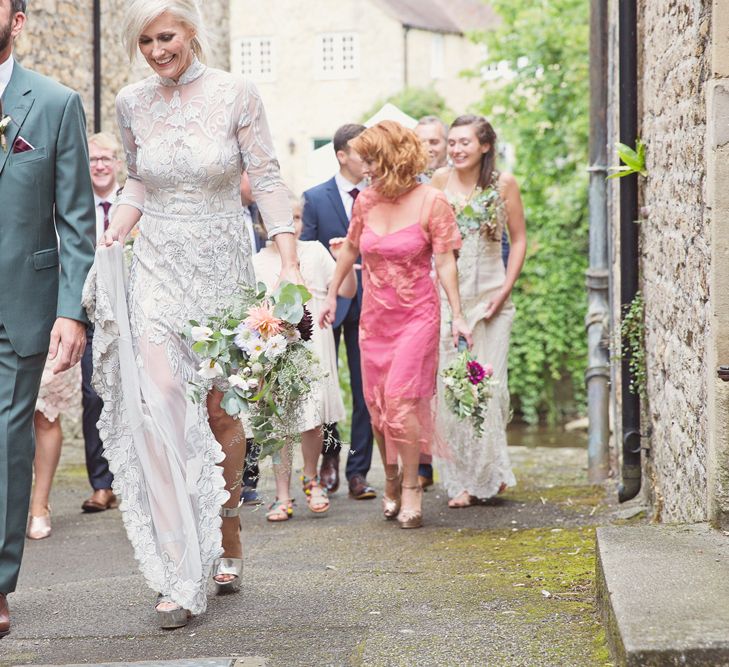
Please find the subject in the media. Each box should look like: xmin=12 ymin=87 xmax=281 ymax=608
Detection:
xmin=122 ymin=0 xmax=210 ymax=63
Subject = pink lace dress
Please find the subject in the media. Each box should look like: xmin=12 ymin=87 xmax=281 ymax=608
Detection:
xmin=346 ymin=185 xmax=461 ymax=463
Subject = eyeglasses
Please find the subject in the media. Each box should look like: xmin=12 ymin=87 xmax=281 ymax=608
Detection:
xmin=90 ymin=156 xmax=117 ymax=167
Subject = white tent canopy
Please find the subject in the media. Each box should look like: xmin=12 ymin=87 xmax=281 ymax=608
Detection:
xmin=303 ymin=103 xmax=418 ymax=190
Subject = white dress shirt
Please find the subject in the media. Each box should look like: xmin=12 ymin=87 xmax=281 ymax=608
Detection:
xmin=94 ymin=185 xmax=119 ymax=242
xmin=334 ymin=171 xmax=366 ymax=222
xmin=0 ymin=56 xmax=14 ymax=99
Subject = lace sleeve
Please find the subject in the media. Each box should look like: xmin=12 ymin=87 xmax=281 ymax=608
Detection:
xmin=428 ymin=191 xmax=462 ymax=254
xmin=236 ymin=78 xmax=294 ymax=238
xmin=114 ymin=92 xmax=145 ymax=213
xmin=346 ymin=196 xmax=365 ymax=249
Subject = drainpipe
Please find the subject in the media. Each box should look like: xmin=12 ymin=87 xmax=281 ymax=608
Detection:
xmin=586 ymin=0 xmax=610 ymax=483
xmin=93 ymin=0 xmax=101 ymax=132
xmin=618 ymin=0 xmax=641 ymax=502
xmin=403 ymin=25 xmax=410 ymax=88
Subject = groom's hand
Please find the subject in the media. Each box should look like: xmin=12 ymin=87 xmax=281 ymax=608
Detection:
xmin=49 ymin=317 xmax=87 ymax=373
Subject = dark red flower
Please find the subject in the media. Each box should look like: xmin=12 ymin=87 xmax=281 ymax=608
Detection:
xmin=467 ymin=360 xmax=486 ymax=385
xmin=297 ymin=306 xmax=314 ymax=342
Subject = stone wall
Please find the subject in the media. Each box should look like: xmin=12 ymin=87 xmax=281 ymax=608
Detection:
xmin=633 ymin=0 xmax=712 ymax=522
xmin=15 ymin=0 xmax=229 ymax=134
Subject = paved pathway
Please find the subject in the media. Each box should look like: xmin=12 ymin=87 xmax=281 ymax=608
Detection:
xmin=1 ymin=441 xmax=612 ymax=667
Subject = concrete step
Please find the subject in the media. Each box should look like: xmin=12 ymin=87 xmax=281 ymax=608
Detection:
xmin=596 ymin=523 xmax=729 ymax=666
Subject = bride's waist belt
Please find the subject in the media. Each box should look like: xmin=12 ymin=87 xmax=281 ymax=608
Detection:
xmin=142 ymin=208 xmax=242 ymax=221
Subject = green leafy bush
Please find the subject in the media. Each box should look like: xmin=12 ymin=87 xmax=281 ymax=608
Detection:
xmin=470 ymin=0 xmax=589 ymax=423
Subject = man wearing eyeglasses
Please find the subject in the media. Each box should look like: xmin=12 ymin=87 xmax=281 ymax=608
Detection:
xmin=79 ymin=132 xmax=122 ymax=514
xmin=89 ymin=133 xmax=121 ymax=242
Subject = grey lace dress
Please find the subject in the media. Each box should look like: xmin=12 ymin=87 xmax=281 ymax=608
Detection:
xmin=83 ymin=58 xmax=293 ymax=614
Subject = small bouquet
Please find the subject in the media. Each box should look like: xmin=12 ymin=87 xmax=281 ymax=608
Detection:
xmin=182 ymin=282 xmax=319 ymax=459
xmin=441 ymin=349 xmax=496 ymax=437
xmin=454 ymin=184 xmax=503 ymax=242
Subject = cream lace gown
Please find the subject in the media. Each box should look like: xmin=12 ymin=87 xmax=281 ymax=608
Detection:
xmin=436 ymin=184 xmax=516 ymax=499
xmin=83 ymin=58 xmax=293 ymax=614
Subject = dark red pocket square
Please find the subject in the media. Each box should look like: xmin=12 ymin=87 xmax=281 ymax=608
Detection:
xmin=13 ymin=136 xmax=34 ymax=153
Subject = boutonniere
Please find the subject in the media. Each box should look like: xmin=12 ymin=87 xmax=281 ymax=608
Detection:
xmin=0 ymin=115 xmax=11 ymax=152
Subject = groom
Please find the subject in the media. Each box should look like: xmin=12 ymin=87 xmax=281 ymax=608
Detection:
xmin=0 ymin=0 xmax=96 ymax=637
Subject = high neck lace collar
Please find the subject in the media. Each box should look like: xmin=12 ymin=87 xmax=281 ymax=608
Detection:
xmin=158 ymin=56 xmax=205 ymax=87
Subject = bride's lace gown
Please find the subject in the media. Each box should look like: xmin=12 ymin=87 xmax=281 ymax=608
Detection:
xmin=83 ymin=59 xmax=292 ymax=614
xmin=437 ymin=178 xmax=516 ymax=499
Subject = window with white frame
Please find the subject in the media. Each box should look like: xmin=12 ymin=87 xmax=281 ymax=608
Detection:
xmin=316 ymin=32 xmax=360 ymax=80
xmin=430 ymin=33 xmax=445 ymax=79
xmin=234 ymin=37 xmax=275 ymax=82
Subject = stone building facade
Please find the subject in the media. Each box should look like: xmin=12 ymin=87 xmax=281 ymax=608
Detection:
xmin=608 ymin=0 xmax=729 ymax=524
xmin=230 ymin=0 xmax=495 ymax=193
xmin=14 ymin=0 xmax=229 ymax=135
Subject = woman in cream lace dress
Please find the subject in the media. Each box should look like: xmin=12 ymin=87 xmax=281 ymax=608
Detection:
xmin=89 ymin=0 xmax=299 ymax=628
xmin=433 ymin=115 xmax=526 ymax=508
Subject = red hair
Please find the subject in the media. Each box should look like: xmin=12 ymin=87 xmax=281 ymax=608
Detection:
xmin=349 ymin=121 xmax=428 ymax=198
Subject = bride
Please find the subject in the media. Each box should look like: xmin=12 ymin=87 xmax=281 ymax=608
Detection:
xmin=91 ymin=0 xmax=300 ymax=628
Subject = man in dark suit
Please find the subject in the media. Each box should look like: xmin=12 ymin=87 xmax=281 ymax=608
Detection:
xmin=301 ymin=124 xmax=375 ymax=500
xmin=0 ymin=0 xmax=96 ymax=637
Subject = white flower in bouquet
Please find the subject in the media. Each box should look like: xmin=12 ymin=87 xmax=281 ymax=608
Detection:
xmin=250 ymin=361 xmax=264 ymax=376
xmin=199 ymin=359 xmax=224 ymax=379
xmin=246 ymin=377 xmax=260 ymax=391
xmin=233 ymin=324 xmax=255 ymax=350
xmin=191 ymin=325 xmax=214 ymax=342
xmin=265 ymin=334 xmax=287 ymax=359
xmin=228 ymin=374 xmax=246 ymax=389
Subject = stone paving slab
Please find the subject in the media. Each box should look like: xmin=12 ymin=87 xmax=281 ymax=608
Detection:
xmin=596 ymin=523 xmax=729 ymax=666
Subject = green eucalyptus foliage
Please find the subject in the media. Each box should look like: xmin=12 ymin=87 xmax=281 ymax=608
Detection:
xmin=470 ymin=0 xmax=589 ymax=423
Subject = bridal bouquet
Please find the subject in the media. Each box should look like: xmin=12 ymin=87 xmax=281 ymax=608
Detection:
xmin=441 ymin=351 xmax=496 ymax=437
xmin=183 ymin=282 xmax=319 ymax=459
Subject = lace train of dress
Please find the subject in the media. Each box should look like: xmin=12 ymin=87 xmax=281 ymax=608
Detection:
xmin=83 ymin=58 xmax=293 ymax=614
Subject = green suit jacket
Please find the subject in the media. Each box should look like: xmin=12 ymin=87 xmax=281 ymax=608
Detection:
xmin=0 ymin=60 xmax=96 ymax=357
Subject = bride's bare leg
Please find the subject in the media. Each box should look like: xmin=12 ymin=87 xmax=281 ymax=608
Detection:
xmin=207 ymin=389 xmax=245 ymax=581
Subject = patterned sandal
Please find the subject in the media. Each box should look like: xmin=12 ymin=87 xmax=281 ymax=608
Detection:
xmin=301 ymin=475 xmax=330 ymax=514
xmin=266 ymin=498 xmax=294 ymax=522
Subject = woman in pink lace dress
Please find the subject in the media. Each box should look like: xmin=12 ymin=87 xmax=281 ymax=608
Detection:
xmin=320 ymin=121 xmax=472 ymax=529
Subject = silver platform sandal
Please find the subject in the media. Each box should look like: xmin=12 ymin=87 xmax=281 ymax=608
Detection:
xmin=212 ymin=503 xmax=243 ymax=594
xmin=155 ymin=594 xmax=190 ymax=630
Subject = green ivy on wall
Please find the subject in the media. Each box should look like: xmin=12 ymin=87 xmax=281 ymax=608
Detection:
xmin=620 ymin=292 xmax=646 ymax=398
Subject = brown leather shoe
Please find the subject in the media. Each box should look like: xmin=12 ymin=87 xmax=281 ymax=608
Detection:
xmin=418 ymin=475 xmax=434 ymax=490
xmin=348 ymin=474 xmax=376 ymax=500
xmin=81 ymin=488 xmax=118 ymax=513
xmin=0 ymin=593 xmax=9 ymax=638
xmin=319 ymin=454 xmax=340 ymax=494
